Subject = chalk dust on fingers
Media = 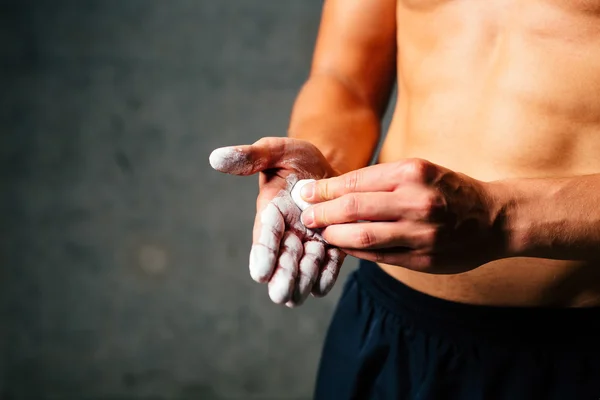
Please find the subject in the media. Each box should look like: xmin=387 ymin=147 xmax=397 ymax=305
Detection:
xmin=249 ymin=182 xmax=298 ymax=283
xmin=312 ymin=248 xmax=344 ymax=297
xmin=286 ymin=240 xmax=326 ymax=307
xmin=249 ymin=202 xmax=285 ymax=283
xmin=268 ymin=232 xmax=303 ymax=304
xmin=209 ymin=146 xmax=255 ymax=175
xmin=290 ymin=179 xmax=316 ymax=211
xmin=271 ymin=191 xmax=303 ymax=234
xmin=247 ymin=174 xmax=343 ymax=306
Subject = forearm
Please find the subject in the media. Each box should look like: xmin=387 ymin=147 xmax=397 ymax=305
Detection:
xmin=492 ymin=174 xmax=600 ymax=260
xmin=287 ymin=74 xmax=383 ymax=174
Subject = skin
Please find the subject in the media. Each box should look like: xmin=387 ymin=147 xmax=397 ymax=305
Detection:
xmin=210 ymin=139 xmax=345 ymax=306
xmin=216 ymin=0 xmax=600 ymax=307
xmin=300 ymin=159 xmax=506 ymax=275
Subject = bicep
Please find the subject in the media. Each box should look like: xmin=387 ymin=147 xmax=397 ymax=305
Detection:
xmin=311 ymin=0 xmax=397 ymax=115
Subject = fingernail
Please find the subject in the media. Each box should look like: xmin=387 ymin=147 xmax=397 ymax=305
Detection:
xmin=301 ymin=209 xmax=314 ymax=226
xmin=301 ymin=183 xmax=314 ymax=200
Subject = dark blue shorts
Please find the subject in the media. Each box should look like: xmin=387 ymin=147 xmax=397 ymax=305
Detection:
xmin=314 ymin=260 xmax=600 ymax=400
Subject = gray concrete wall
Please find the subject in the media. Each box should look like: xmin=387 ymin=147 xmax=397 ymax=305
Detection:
xmin=0 ymin=1 xmax=393 ymax=399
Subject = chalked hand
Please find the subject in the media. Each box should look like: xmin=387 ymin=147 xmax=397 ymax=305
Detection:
xmin=209 ymin=137 xmax=346 ymax=307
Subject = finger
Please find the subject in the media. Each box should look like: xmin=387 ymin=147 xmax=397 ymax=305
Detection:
xmin=321 ymin=221 xmax=436 ymax=250
xmin=271 ymin=193 xmax=304 ymax=234
xmin=268 ymin=232 xmax=303 ymax=304
xmin=312 ymin=248 xmax=345 ymax=297
xmin=301 ymin=192 xmax=399 ymax=228
xmin=208 ymin=137 xmax=291 ymax=175
xmin=249 ymin=202 xmax=285 ymax=283
xmin=300 ymin=159 xmax=441 ymax=202
xmin=302 ymin=187 xmax=445 ymax=229
xmin=286 ymin=241 xmax=326 ymax=307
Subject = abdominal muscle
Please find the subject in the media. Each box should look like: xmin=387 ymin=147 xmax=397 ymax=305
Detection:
xmin=372 ymin=1 xmax=600 ymax=307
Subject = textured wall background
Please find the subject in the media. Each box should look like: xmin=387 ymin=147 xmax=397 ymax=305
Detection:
xmin=0 ymin=1 xmax=393 ymax=399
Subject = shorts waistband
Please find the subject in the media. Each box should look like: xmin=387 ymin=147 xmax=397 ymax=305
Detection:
xmin=356 ymin=260 xmax=600 ymax=348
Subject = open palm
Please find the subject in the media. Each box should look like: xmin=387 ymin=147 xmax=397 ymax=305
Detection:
xmin=210 ymin=137 xmax=345 ymax=307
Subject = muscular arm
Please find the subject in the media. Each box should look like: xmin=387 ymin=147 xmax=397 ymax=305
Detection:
xmin=288 ymin=0 xmax=397 ymax=174
xmin=493 ymin=174 xmax=600 ymax=261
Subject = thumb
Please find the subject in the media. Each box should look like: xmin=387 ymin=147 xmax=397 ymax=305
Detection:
xmin=209 ymin=137 xmax=290 ymax=175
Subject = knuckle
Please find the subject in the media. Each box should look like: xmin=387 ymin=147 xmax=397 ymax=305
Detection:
xmin=420 ymin=227 xmax=438 ymax=247
xmin=417 ymin=193 xmax=437 ymax=219
xmin=344 ymin=171 xmax=360 ymax=192
xmin=402 ymin=158 xmax=433 ymax=182
xmin=341 ymin=194 xmax=359 ymax=219
xmin=317 ymin=205 xmax=329 ymax=226
xmin=356 ymin=227 xmax=375 ymax=248
xmin=319 ymin=181 xmax=331 ymax=200
xmin=253 ymin=137 xmax=277 ymax=154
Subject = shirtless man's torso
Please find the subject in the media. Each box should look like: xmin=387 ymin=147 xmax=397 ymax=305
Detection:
xmin=378 ymin=0 xmax=600 ymax=307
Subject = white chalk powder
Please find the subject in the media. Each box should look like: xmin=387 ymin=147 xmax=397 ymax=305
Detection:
xmin=254 ymin=176 xmax=345 ymax=306
xmin=290 ymin=179 xmax=315 ymax=211
xmin=268 ymin=232 xmax=302 ymax=304
xmin=286 ymin=240 xmax=325 ymax=307
xmin=312 ymin=248 xmax=343 ymax=297
xmin=209 ymin=146 xmax=254 ymax=175
xmin=249 ymin=202 xmax=284 ymax=283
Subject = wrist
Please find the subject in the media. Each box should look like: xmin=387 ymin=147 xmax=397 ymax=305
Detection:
xmin=485 ymin=179 xmax=530 ymax=259
xmin=287 ymin=133 xmax=366 ymax=176
xmin=287 ymin=119 xmax=380 ymax=175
